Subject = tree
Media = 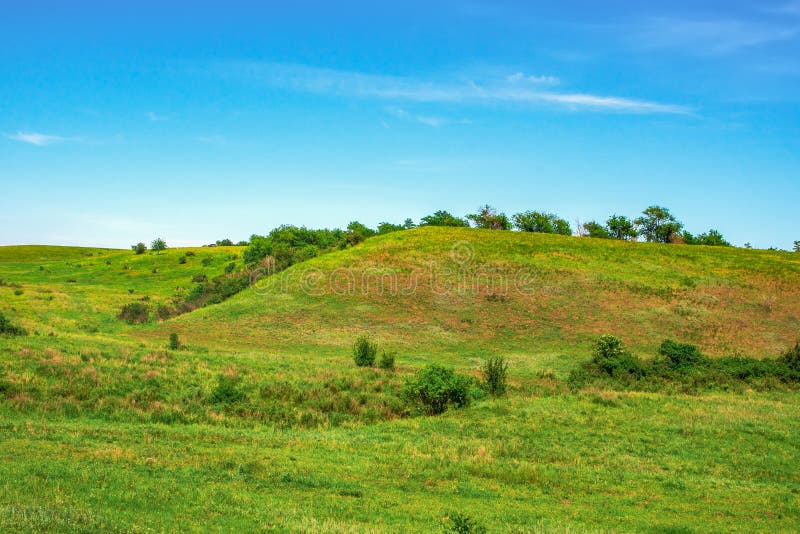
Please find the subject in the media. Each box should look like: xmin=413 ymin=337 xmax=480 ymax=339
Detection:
xmin=582 ymin=221 xmax=612 ymax=239
xmin=345 ymin=221 xmax=376 ymax=246
xmin=794 ymin=241 xmax=800 ymax=253
xmin=606 ymin=215 xmax=638 ymax=241
xmin=466 ymin=205 xmax=511 ymax=230
xmin=131 ymin=242 xmax=147 ymax=254
xmin=216 ymin=239 xmax=234 ymax=247
xmin=691 ymin=229 xmax=731 ymax=247
xmin=151 ymin=238 xmax=167 ymax=254
xmin=403 ymin=218 xmax=416 ymax=229
xmin=634 ymin=206 xmax=683 ymax=243
xmin=377 ymin=221 xmax=406 ymax=235
xmin=512 ymin=211 xmax=572 ymax=235
xmin=419 ymin=210 xmax=469 ymax=227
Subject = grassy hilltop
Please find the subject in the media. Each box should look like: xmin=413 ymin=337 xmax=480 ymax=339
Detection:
xmin=0 ymin=232 xmax=799 ymax=532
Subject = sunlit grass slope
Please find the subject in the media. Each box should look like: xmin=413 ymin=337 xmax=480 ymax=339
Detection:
xmin=150 ymin=227 xmax=800 ymax=360
xmin=0 ymin=244 xmax=243 ymax=336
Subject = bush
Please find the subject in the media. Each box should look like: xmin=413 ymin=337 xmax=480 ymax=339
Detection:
xmin=224 ymin=262 xmax=236 ymax=274
xmin=178 ymin=256 xmax=187 ymax=264
xmin=781 ymin=340 xmax=800 ymax=372
xmin=131 ymin=242 xmax=147 ymax=254
xmin=591 ymin=335 xmax=645 ymax=378
xmin=403 ymin=364 xmax=473 ymax=415
xmin=201 ymin=257 xmax=213 ymax=267
xmin=657 ymin=340 xmax=709 ymax=371
xmin=13 ymin=289 xmax=23 ymax=296
xmin=378 ymin=351 xmax=396 ymax=371
xmin=209 ymin=374 xmax=245 ymax=405
xmin=481 ymin=356 xmax=508 ymax=396
xmin=169 ymin=332 xmax=181 ymax=350
xmin=192 ymin=274 xmax=208 ymax=283
xmin=443 ymin=511 xmax=487 ymax=534
xmin=0 ymin=312 xmax=27 ymax=336
xmin=353 ymin=336 xmax=378 ymax=367
xmin=117 ymin=302 xmax=150 ymax=324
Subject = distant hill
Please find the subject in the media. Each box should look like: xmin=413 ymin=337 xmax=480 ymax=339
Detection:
xmin=141 ymin=227 xmax=800 ymax=360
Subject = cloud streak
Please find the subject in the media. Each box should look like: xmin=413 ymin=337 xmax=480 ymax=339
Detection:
xmin=6 ymin=132 xmax=66 ymax=146
xmin=212 ymin=61 xmax=689 ymax=115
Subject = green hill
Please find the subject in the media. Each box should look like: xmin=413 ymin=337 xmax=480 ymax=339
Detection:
xmin=145 ymin=227 xmax=800 ymax=362
xmin=1 ymin=233 xmax=799 ymax=532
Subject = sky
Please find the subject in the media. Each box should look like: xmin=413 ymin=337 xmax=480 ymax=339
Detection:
xmin=1 ymin=0 xmax=799 ymax=249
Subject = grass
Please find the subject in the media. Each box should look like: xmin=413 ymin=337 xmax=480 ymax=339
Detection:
xmin=1 ymin=230 xmax=799 ymax=531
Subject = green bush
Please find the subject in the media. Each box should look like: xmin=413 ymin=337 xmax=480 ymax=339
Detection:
xmin=169 ymin=332 xmax=181 ymax=350
xmin=0 ymin=312 xmax=27 ymax=336
xmin=117 ymin=302 xmax=150 ymax=324
xmin=591 ymin=335 xmax=645 ymax=378
xmin=224 ymin=262 xmax=236 ymax=274
xmin=481 ymin=356 xmax=508 ymax=396
xmin=657 ymin=340 xmax=709 ymax=371
xmin=209 ymin=374 xmax=245 ymax=405
xmin=781 ymin=340 xmax=800 ymax=373
xmin=178 ymin=256 xmax=187 ymax=264
xmin=353 ymin=336 xmax=378 ymax=367
xmin=378 ymin=351 xmax=396 ymax=371
xmin=403 ymin=364 xmax=473 ymax=415
xmin=443 ymin=511 xmax=487 ymax=534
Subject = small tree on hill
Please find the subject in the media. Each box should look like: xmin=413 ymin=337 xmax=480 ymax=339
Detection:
xmin=512 ymin=211 xmax=572 ymax=235
xmin=132 ymin=242 xmax=147 ymax=254
xmin=582 ymin=221 xmax=612 ymax=239
xmin=466 ymin=205 xmax=511 ymax=230
xmin=794 ymin=241 xmax=800 ymax=253
xmin=151 ymin=238 xmax=167 ymax=254
xmin=634 ymin=206 xmax=683 ymax=243
xmin=419 ymin=210 xmax=469 ymax=227
xmin=606 ymin=215 xmax=638 ymax=241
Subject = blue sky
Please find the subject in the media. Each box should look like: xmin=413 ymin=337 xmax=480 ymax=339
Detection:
xmin=1 ymin=1 xmax=799 ymax=249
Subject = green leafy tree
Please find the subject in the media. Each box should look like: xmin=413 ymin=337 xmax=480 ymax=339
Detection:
xmin=512 ymin=211 xmax=572 ymax=235
xmin=346 ymin=221 xmax=377 ymax=245
xmin=582 ymin=221 xmax=612 ymax=239
xmin=216 ymin=238 xmax=234 ymax=246
xmin=466 ymin=205 xmax=511 ymax=230
xmin=634 ymin=206 xmax=683 ymax=243
xmin=403 ymin=218 xmax=416 ymax=229
xmin=606 ymin=215 xmax=638 ymax=241
xmin=419 ymin=210 xmax=469 ymax=227
xmin=794 ymin=241 xmax=800 ymax=253
xmin=377 ymin=221 xmax=406 ymax=235
xmin=151 ymin=238 xmax=167 ymax=254
xmin=692 ymin=229 xmax=731 ymax=247
xmin=131 ymin=242 xmax=147 ymax=254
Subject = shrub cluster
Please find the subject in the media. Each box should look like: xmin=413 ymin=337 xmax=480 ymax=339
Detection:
xmin=0 ymin=312 xmax=27 ymax=336
xmin=569 ymin=336 xmax=800 ymax=392
xmin=481 ymin=356 xmax=508 ymax=396
xmin=402 ymin=364 xmax=474 ymax=415
xmin=352 ymin=336 xmax=378 ymax=367
xmin=117 ymin=302 xmax=150 ymax=325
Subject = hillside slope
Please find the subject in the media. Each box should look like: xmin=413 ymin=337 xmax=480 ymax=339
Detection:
xmin=145 ymin=227 xmax=800 ymax=360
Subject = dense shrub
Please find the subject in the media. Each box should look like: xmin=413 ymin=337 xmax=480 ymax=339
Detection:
xmin=353 ymin=336 xmax=378 ymax=367
xmin=780 ymin=340 xmax=800 ymax=373
xmin=419 ymin=210 xmax=469 ymax=227
xmin=192 ymin=273 xmax=208 ymax=283
xmin=131 ymin=242 xmax=147 ymax=254
xmin=481 ymin=356 xmax=508 ymax=396
xmin=443 ymin=511 xmax=487 ymax=534
xmin=378 ymin=351 xmax=396 ymax=371
xmin=209 ymin=374 xmax=245 ymax=405
xmin=0 ymin=312 xmax=27 ymax=336
xmin=117 ymin=302 xmax=150 ymax=324
xmin=591 ymin=335 xmax=645 ymax=378
xmin=178 ymin=256 xmax=187 ymax=264
xmin=512 ymin=211 xmax=572 ymax=235
xmin=657 ymin=340 xmax=709 ymax=371
xmin=169 ymin=332 xmax=181 ymax=350
xmin=403 ymin=364 xmax=473 ymax=415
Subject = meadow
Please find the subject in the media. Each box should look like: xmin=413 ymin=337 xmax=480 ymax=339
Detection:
xmin=1 ymin=229 xmax=799 ymax=532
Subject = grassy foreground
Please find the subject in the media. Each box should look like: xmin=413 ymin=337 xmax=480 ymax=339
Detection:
xmin=1 ymin=232 xmax=799 ymax=532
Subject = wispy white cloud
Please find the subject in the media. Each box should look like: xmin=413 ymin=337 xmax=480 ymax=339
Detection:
xmin=6 ymin=132 xmax=66 ymax=146
xmin=384 ymin=106 xmax=471 ymax=127
xmin=146 ymin=111 xmax=168 ymax=122
xmin=635 ymin=16 xmax=799 ymax=55
xmin=212 ymin=61 xmax=688 ymax=115
xmin=507 ymin=72 xmax=560 ymax=85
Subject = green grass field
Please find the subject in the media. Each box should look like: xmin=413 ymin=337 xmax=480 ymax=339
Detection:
xmin=1 ymin=230 xmax=799 ymax=532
